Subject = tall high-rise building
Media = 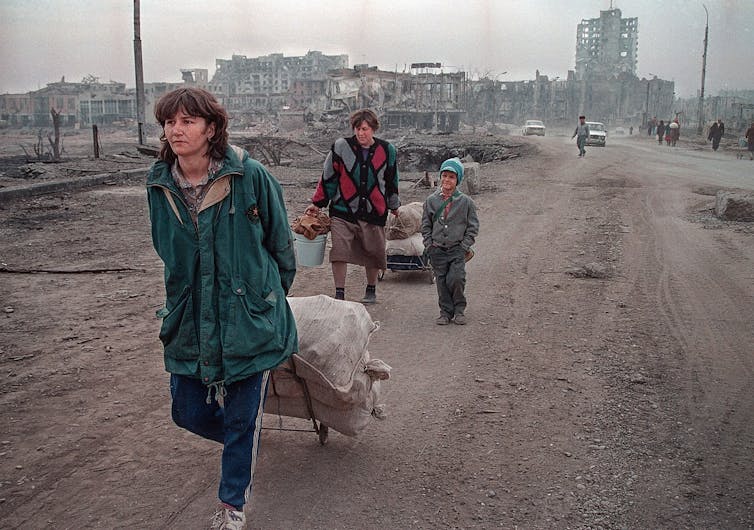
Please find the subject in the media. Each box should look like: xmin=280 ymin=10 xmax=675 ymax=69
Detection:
xmin=575 ymin=7 xmax=638 ymax=79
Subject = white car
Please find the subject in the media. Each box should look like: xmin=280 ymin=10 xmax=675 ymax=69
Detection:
xmin=585 ymin=121 xmax=607 ymax=146
xmin=522 ymin=120 xmax=546 ymax=136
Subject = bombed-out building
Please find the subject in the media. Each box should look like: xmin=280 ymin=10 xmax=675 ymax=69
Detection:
xmin=575 ymin=7 xmax=638 ymax=80
xmin=0 ymin=77 xmax=135 ymax=127
xmin=208 ymin=51 xmax=348 ymax=123
xmin=475 ymin=5 xmax=671 ymax=129
xmin=321 ymin=63 xmax=466 ymax=132
xmin=390 ymin=63 xmax=466 ymax=131
xmin=211 ymin=55 xmax=468 ymax=132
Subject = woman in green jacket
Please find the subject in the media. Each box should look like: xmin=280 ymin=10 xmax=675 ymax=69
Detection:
xmin=146 ymin=87 xmax=297 ymax=529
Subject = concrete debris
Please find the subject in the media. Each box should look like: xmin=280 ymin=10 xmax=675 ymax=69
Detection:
xmin=715 ymin=191 xmax=754 ymax=222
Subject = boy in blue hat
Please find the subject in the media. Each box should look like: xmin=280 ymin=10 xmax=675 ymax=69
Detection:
xmin=421 ymin=158 xmax=480 ymax=325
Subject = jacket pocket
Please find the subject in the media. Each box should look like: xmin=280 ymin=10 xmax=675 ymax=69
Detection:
xmin=159 ymin=286 xmax=199 ymax=360
xmin=224 ymin=281 xmax=283 ymax=356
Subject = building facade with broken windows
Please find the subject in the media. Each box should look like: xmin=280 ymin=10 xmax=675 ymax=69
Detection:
xmin=208 ymin=51 xmax=348 ymax=125
xmin=318 ymin=63 xmax=466 ymax=132
xmin=575 ymin=7 xmax=638 ymax=80
xmin=0 ymin=77 xmax=135 ymax=128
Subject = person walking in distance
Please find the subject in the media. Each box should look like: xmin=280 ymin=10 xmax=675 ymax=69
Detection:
xmin=657 ymin=120 xmax=666 ymax=145
xmin=669 ymin=118 xmax=680 ymax=147
xmin=746 ymin=122 xmax=754 ymax=160
xmin=421 ymin=158 xmax=479 ymax=326
xmin=572 ymin=115 xmax=590 ymax=157
xmin=146 ymin=87 xmax=298 ymax=530
xmin=708 ymin=118 xmax=725 ymax=151
xmin=305 ymin=109 xmax=400 ymax=303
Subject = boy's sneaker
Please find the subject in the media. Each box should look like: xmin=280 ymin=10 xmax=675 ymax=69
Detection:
xmin=453 ymin=313 xmax=467 ymax=325
xmin=435 ymin=315 xmax=451 ymax=325
xmin=210 ymin=503 xmax=246 ymax=530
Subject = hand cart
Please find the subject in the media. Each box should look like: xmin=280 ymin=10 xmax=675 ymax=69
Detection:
xmin=379 ymin=253 xmax=434 ymax=284
xmin=264 ymin=360 xmax=329 ymax=445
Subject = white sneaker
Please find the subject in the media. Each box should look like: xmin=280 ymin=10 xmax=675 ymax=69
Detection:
xmin=210 ymin=503 xmax=246 ymax=530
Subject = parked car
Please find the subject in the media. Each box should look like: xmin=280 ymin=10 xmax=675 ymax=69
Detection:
xmin=522 ymin=120 xmax=546 ymax=136
xmin=585 ymin=121 xmax=607 ymax=146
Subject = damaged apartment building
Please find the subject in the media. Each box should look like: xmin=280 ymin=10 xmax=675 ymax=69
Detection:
xmin=205 ymin=53 xmax=467 ymax=132
xmin=485 ymin=6 xmax=674 ymax=128
xmin=207 ymin=50 xmax=348 ymax=123
xmin=324 ymin=63 xmax=466 ymax=132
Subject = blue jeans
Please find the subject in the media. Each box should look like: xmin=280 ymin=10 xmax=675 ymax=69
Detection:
xmin=170 ymin=372 xmax=270 ymax=510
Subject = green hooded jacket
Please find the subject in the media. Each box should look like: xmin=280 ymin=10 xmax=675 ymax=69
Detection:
xmin=146 ymin=145 xmax=297 ymax=388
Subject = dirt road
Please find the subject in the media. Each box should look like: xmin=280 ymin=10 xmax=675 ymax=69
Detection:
xmin=1 ymin=133 xmax=752 ymax=529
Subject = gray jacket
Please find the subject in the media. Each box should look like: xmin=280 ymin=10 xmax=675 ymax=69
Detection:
xmin=421 ymin=189 xmax=479 ymax=251
xmin=573 ymin=123 xmax=590 ymax=139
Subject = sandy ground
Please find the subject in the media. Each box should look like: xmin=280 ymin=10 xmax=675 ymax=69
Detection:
xmin=0 ymin=128 xmax=752 ymax=529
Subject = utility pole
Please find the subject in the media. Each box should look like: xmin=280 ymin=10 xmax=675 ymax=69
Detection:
xmin=696 ymin=4 xmax=708 ymax=135
xmin=133 ymin=0 xmax=146 ymax=145
xmin=643 ymin=77 xmax=652 ymax=128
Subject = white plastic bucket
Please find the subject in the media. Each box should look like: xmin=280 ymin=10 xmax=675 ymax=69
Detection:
xmin=293 ymin=232 xmax=327 ymax=267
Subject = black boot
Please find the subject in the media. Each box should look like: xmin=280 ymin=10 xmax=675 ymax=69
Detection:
xmin=361 ymin=284 xmax=376 ymax=304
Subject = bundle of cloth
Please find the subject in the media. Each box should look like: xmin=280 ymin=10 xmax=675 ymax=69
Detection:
xmin=385 ymin=201 xmax=424 ymax=256
xmin=291 ymin=210 xmax=331 ymax=240
xmin=265 ymin=295 xmax=391 ymax=437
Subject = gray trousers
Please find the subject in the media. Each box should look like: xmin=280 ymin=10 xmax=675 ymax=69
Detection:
xmin=576 ymin=135 xmax=587 ymax=155
xmin=428 ymin=245 xmax=467 ymax=317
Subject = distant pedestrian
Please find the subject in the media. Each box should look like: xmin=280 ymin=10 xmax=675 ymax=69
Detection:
xmin=629 ymin=125 xmax=633 ymax=135
xmin=745 ymin=122 xmax=754 ymax=160
xmin=572 ymin=115 xmax=590 ymax=157
xmin=657 ymin=120 xmax=665 ymax=145
xmin=421 ymin=158 xmax=479 ymax=326
xmin=669 ymin=119 xmax=680 ymax=147
xmin=707 ymin=118 xmax=725 ymax=151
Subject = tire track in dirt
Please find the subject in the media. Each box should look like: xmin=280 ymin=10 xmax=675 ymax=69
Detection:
xmin=595 ymin=148 xmax=754 ymax=527
xmin=636 ymin=187 xmax=754 ymax=525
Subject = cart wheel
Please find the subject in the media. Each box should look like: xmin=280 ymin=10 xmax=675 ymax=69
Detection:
xmin=318 ymin=424 xmax=329 ymax=445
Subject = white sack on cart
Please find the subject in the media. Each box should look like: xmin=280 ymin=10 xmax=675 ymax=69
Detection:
xmin=386 ymin=232 xmax=425 ymax=257
xmin=386 ymin=201 xmax=423 ymax=240
xmin=264 ymin=294 xmax=391 ymax=437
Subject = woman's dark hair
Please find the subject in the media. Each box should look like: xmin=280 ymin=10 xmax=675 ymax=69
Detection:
xmin=154 ymin=87 xmax=229 ymax=164
xmin=350 ymin=109 xmax=379 ymax=131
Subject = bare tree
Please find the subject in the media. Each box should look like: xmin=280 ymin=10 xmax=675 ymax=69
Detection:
xmin=49 ymin=108 xmax=62 ymax=161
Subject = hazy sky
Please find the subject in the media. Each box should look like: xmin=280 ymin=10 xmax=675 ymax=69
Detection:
xmin=1 ymin=0 xmax=752 ymax=98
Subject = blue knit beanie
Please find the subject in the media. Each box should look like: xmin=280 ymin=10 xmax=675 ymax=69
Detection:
xmin=439 ymin=157 xmax=464 ymax=184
